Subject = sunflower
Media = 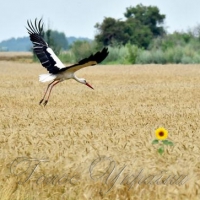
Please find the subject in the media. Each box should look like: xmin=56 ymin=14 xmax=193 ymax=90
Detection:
xmin=155 ymin=127 xmax=168 ymax=140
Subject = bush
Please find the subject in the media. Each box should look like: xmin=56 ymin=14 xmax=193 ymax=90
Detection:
xmin=71 ymin=41 xmax=97 ymax=62
xmin=181 ymin=56 xmax=193 ymax=64
xmin=151 ymin=49 xmax=166 ymax=64
xmin=59 ymin=51 xmax=75 ymax=64
xmin=127 ymin=43 xmax=139 ymax=64
xmin=105 ymin=46 xmax=129 ymax=64
xmin=54 ymin=30 xmax=200 ymax=65
xmin=136 ymin=50 xmax=153 ymax=64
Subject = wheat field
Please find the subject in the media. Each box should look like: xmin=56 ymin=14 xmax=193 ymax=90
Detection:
xmin=0 ymin=60 xmax=200 ymax=199
xmin=0 ymin=52 xmax=32 ymax=62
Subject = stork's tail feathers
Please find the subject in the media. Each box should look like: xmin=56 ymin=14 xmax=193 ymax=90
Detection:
xmin=39 ymin=74 xmax=56 ymax=82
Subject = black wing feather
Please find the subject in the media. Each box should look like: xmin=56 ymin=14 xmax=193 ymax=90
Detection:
xmin=79 ymin=47 xmax=109 ymax=64
xmin=27 ymin=19 xmax=62 ymax=74
xmin=60 ymin=47 xmax=109 ymax=73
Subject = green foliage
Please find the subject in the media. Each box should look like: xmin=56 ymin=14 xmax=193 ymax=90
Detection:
xmin=46 ymin=29 xmax=59 ymax=55
xmin=124 ymin=4 xmax=165 ymax=37
xmin=95 ymin=17 xmax=130 ymax=47
xmin=61 ymin=30 xmax=200 ymax=65
xmin=127 ymin=43 xmax=139 ymax=64
xmin=96 ymin=31 xmax=200 ymax=64
xmin=158 ymin=147 xmax=164 ymax=155
xmin=104 ymin=46 xmax=129 ymax=64
xmin=59 ymin=51 xmax=75 ymax=64
xmin=45 ymin=29 xmax=69 ymax=55
xmin=50 ymin=31 xmax=69 ymax=50
xmin=162 ymin=140 xmax=174 ymax=146
xmin=125 ymin=18 xmax=153 ymax=48
xmin=71 ymin=40 xmax=97 ymax=62
xmin=95 ymin=4 xmax=166 ymax=49
xmin=152 ymin=139 xmax=159 ymax=144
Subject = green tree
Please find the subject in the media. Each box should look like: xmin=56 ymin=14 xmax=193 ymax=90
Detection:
xmin=95 ymin=17 xmax=129 ymax=47
xmin=45 ymin=30 xmax=69 ymax=55
xmin=125 ymin=18 xmax=153 ymax=48
xmin=50 ymin=30 xmax=69 ymax=50
xmin=95 ymin=4 xmax=166 ymax=49
xmin=124 ymin=4 xmax=166 ymax=37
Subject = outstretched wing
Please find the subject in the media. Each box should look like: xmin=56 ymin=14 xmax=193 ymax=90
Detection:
xmin=27 ymin=18 xmax=65 ymax=74
xmin=60 ymin=47 xmax=109 ymax=73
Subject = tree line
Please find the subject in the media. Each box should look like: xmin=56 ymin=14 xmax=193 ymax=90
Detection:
xmin=36 ymin=4 xmax=200 ymax=64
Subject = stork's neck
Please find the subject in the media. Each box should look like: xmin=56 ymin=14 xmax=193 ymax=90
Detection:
xmin=73 ymin=74 xmax=84 ymax=84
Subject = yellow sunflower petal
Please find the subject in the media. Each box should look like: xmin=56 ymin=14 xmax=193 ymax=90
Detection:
xmin=155 ymin=127 xmax=168 ymax=140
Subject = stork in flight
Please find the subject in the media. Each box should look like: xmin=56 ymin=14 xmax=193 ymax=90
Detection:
xmin=27 ymin=19 xmax=109 ymax=106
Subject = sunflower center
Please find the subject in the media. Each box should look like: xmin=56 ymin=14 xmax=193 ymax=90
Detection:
xmin=159 ymin=131 xmax=164 ymax=137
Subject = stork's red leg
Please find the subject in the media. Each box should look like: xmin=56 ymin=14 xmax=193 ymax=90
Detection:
xmin=39 ymin=80 xmax=56 ymax=105
xmin=43 ymin=80 xmax=60 ymax=106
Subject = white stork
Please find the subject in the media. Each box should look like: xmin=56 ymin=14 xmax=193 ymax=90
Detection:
xmin=27 ymin=19 xmax=109 ymax=106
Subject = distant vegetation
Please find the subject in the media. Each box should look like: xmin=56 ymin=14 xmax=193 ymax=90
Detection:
xmin=1 ymin=4 xmax=200 ymax=64
xmin=102 ymin=31 xmax=200 ymax=64
xmin=59 ymin=4 xmax=200 ymax=64
xmin=0 ymin=37 xmax=30 ymax=52
xmin=0 ymin=35 xmax=91 ymax=52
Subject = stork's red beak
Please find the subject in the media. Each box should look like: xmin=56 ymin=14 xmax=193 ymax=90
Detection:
xmin=86 ymin=82 xmax=94 ymax=90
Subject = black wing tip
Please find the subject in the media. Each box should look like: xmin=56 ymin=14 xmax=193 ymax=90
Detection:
xmin=95 ymin=47 xmax=109 ymax=63
xmin=27 ymin=18 xmax=43 ymax=24
xmin=26 ymin=18 xmax=44 ymax=35
xmin=101 ymin=47 xmax=109 ymax=54
xmin=103 ymin=47 xmax=109 ymax=55
xmin=102 ymin=47 xmax=108 ymax=51
xmin=77 ymin=47 xmax=109 ymax=65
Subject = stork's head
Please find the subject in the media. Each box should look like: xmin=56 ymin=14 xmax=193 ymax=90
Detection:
xmin=80 ymin=78 xmax=94 ymax=90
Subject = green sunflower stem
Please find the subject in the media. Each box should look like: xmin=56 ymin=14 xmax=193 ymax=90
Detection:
xmin=158 ymin=144 xmax=164 ymax=155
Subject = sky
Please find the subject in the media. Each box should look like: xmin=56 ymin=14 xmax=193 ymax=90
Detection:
xmin=0 ymin=0 xmax=200 ymax=41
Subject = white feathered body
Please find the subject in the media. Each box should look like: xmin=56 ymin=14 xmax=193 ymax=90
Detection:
xmin=39 ymin=74 xmax=56 ymax=82
xmin=39 ymin=71 xmax=74 ymax=83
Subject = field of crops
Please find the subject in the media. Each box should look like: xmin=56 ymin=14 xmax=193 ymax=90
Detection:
xmin=0 ymin=52 xmax=32 ymax=62
xmin=0 ymin=60 xmax=200 ymax=199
